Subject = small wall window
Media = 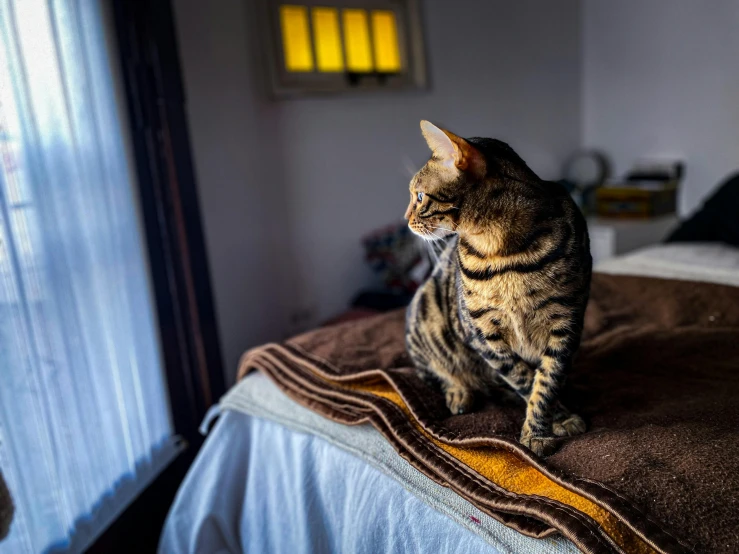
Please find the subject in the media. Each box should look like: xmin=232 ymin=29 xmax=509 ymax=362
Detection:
xmin=262 ymin=0 xmax=427 ymax=96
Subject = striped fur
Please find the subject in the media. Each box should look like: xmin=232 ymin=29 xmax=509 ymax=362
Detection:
xmin=405 ymin=121 xmax=592 ymax=457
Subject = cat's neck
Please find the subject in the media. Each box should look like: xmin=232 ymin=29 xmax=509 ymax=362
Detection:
xmin=456 ymin=228 xmax=507 ymax=259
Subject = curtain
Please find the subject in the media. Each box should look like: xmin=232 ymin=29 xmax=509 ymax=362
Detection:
xmin=0 ymin=0 xmax=179 ymax=552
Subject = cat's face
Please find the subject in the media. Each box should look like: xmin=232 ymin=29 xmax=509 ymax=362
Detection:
xmin=405 ymin=159 xmax=461 ymax=241
xmin=405 ymin=121 xmax=485 ymax=241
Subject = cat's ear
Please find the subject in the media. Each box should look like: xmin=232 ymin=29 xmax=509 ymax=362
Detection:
xmin=420 ymin=120 xmax=456 ymax=163
xmin=420 ymin=120 xmax=484 ymax=176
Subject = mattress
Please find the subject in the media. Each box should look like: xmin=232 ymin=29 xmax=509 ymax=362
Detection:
xmin=160 ymin=243 xmax=739 ymax=553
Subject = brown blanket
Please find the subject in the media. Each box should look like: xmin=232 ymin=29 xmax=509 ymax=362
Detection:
xmin=239 ymin=274 xmax=739 ymax=553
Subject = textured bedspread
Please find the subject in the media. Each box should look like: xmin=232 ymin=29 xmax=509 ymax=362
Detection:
xmin=239 ymin=266 xmax=739 ymax=554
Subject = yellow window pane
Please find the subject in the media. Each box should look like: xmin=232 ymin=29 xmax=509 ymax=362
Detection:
xmin=371 ymin=10 xmax=401 ymax=72
xmin=280 ymin=5 xmax=314 ymax=72
xmin=312 ymin=8 xmax=343 ymax=72
xmin=342 ymin=9 xmax=373 ymax=72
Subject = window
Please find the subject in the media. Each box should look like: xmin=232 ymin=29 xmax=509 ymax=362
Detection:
xmin=263 ymin=0 xmax=427 ymax=95
xmin=0 ymin=1 xmax=179 ymax=551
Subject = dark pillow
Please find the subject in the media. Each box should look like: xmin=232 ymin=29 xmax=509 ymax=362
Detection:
xmin=666 ymin=172 xmax=739 ymax=246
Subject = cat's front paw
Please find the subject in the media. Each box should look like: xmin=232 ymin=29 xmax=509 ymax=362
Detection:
xmin=445 ymin=386 xmax=474 ymax=415
xmin=416 ymin=368 xmax=443 ymax=391
xmin=519 ymin=433 xmax=557 ymax=457
xmin=553 ymin=414 xmax=586 ymax=437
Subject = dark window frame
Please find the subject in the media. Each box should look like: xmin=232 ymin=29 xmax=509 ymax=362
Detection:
xmin=110 ymin=0 xmax=225 ymax=446
xmin=90 ymin=0 xmax=225 ymax=550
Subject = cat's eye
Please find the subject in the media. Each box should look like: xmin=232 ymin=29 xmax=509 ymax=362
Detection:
xmin=417 ymin=192 xmax=424 ymax=202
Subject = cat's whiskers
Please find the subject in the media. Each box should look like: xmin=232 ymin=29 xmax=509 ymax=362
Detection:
xmin=426 ymin=224 xmax=456 ymax=233
xmin=433 ymin=239 xmax=449 ymax=263
xmin=419 ymin=230 xmax=442 ymax=243
xmin=423 ymin=240 xmax=440 ymax=266
xmin=401 ymin=155 xmax=417 ymax=178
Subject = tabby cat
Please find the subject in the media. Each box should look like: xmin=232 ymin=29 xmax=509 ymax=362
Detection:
xmin=405 ymin=121 xmax=592 ymax=457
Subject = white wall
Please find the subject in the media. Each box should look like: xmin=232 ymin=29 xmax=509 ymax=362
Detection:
xmin=583 ymin=0 xmax=739 ymax=215
xmin=173 ymin=0 xmax=295 ymax=382
xmin=173 ymin=0 xmax=583 ymax=382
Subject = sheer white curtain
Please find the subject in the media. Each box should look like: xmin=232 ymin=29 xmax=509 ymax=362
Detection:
xmin=0 ymin=0 xmax=179 ymax=552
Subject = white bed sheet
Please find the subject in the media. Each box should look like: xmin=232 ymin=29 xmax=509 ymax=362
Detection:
xmin=595 ymin=242 xmax=739 ymax=285
xmin=161 ymin=372 xmax=574 ymax=554
xmin=160 ymin=411 xmax=515 ymax=553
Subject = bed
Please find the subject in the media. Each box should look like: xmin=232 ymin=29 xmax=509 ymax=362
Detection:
xmin=160 ymin=242 xmax=739 ymax=554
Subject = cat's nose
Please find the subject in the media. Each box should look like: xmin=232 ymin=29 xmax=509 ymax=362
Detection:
xmin=404 ymin=205 xmax=412 ymax=220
